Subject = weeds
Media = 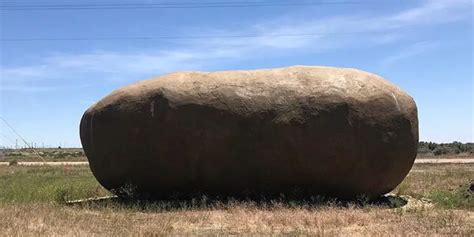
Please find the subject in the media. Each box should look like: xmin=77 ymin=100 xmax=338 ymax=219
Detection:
xmin=429 ymin=186 xmax=473 ymax=210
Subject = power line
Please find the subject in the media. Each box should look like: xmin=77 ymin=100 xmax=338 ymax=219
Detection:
xmin=0 ymin=132 xmax=16 ymax=145
xmin=0 ymin=1 xmax=372 ymax=10
xmin=0 ymin=0 xmax=369 ymax=6
xmin=0 ymin=117 xmax=47 ymax=161
xmin=0 ymin=1 xmax=260 ymax=6
xmin=0 ymin=116 xmax=31 ymax=148
xmin=0 ymin=31 xmax=375 ymax=42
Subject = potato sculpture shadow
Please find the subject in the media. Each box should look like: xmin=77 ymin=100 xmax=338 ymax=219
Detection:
xmin=80 ymin=66 xmax=418 ymax=199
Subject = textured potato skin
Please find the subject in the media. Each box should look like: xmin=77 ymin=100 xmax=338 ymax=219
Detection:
xmin=80 ymin=66 xmax=418 ymax=199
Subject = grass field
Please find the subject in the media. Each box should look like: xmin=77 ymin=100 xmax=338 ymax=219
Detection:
xmin=0 ymin=164 xmax=472 ymax=235
xmin=1 ymin=148 xmax=472 ymax=163
xmin=0 ymin=148 xmax=86 ymax=162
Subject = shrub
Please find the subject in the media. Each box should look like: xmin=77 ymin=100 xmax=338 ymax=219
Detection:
xmin=417 ymin=146 xmax=432 ymax=154
xmin=433 ymin=146 xmax=450 ymax=156
xmin=8 ymin=159 xmax=18 ymax=166
xmin=53 ymin=187 xmax=71 ymax=204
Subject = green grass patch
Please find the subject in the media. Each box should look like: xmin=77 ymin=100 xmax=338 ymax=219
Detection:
xmin=429 ymin=187 xmax=473 ymax=210
xmin=0 ymin=166 xmax=110 ymax=203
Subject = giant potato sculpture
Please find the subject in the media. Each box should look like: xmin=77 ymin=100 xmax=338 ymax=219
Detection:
xmin=80 ymin=66 xmax=418 ymax=199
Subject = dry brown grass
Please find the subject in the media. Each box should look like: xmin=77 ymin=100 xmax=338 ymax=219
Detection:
xmin=416 ymin=153 xmax=474 ymax=159
xmin=0 ymin=202 xmax=472 ymax=236
xmin=0 ymin=164 xmax=472 ymax=236
xmin=395 ymin=164 xmax=473 ymax=197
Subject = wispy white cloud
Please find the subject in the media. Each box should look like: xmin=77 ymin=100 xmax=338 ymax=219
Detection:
xmin=388 ymin=0 xmax=472 ymax=25
xmin=381 ymin=41 xmax=440 ymax=66
xmin=0 ymin=0 xmax=471 ymax=92
xmin=0 ymin=84 xmax=91 ymax=93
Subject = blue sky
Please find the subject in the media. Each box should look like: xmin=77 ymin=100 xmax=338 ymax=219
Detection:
xmin=0 ymin=0 xmax=472 ymax=148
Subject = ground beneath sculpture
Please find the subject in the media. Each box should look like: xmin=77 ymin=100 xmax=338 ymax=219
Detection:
xmin=0 ymin=163 xmax=472 ymax=235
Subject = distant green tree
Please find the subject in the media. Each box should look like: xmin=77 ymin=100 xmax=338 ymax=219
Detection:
xmin=433 ymin=146 xmax=450 ymax=156
xmin=417 ymin=146 xmax=432 ymax=154
xmin=428 ymin=142 xmax=437 ymax=151
xmin=418 ymin=141 xmax=473 ymax=155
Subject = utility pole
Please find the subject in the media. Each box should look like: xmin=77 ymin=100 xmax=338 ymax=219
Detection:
xmin=15 ymin=139 xmax=18 ymax=149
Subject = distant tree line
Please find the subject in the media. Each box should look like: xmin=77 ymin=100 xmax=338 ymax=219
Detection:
xmin=418 ymin=141 xmax=474 ymax=156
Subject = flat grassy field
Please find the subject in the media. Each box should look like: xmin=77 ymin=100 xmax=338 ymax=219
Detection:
xmin=1 ymin=148 xmax=473 ymax=163
xmin=0 ymin=164 xmax=472 ymax=235
xmin=0 ymin=148 xmax=87 ymax=162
